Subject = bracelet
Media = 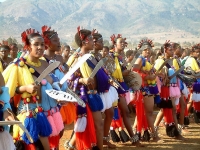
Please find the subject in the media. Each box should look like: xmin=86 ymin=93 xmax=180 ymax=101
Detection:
xmin=0 ymin=88 xmax=3 ymax=94
xmin=15 ymin=86 xmax=22 ymax=94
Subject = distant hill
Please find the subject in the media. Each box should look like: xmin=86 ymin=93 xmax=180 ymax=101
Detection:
xmin=0 ymin=0 xmax=200 ymax=44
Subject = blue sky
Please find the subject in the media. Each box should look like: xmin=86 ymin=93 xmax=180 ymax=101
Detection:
xmin=0 ymin=0 xmax=6 ymax=2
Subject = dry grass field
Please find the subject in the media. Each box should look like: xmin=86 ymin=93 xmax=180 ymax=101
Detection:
xmin=59 ymin=111 xmax=200 ymax=150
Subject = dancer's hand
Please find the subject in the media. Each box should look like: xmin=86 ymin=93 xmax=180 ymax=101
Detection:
xmin=81 ymin=78 xmax=94 ymax=85
xmin=3 ymin=110 xmax=15 ymax=121
xmin=25 ymin=84 xmax=39 ymax=94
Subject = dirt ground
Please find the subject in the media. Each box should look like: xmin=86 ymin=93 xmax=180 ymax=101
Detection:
xmin=59 ymin=112 xmax=200 ymax=150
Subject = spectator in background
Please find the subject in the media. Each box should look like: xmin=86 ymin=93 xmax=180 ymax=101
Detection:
xmin=62 ymin=44 xmax=71 ymax=63
xmin=9 ymin=43 xmax=18 ymax=59
xmin=102 ymin=46 xmax=109 ymax=58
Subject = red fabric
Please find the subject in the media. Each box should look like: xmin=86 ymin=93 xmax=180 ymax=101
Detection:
xmin=76 ymin=104 xmax=97 ymax=150
xmin=163 ymin=108 xmax=174 ymax=124
xmin=135 ymin=92 xmax=148 ymax=132
xmin=193 ymin=102 xmax=200 ymax=111
xmin=60 ymin=103 xmax=76 ymax=125
xmin=110 ymin=107 xmax=123 ymax=129
xmin=24 ymin=143 xmax=36 ymax=150
xmin=160 ymin=86 xmax=169 ymax=98
xmin=48 ymin=134 xmax=60 ymax=149
xmin=13 ymin=94 xmax=21 ymax=107
xmin=137 ymin=71 xmax=147 ymax=87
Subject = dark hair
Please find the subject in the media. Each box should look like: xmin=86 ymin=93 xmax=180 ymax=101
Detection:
xmin=75 ymin=29 xmax=91 ymax=47
xmin=109 ymin=45 xmax=114 ymax=50
xmin=26 ymin=33 xmax=43 ymax=47
xmin=103 ymin=46 xmax=109 ymax=51
xmin=0 ymin=45 xmax=10 ymax=51
xmin=125 ymin=50 xmax=134 ymax=57
xmin=161 ymin=45 xmax=164 ymax=54
xmin=43 ymin=31 xmax=57 ymax=39
xmin=63 ymin=44 xmax=70 ymax=49
xmin=173 ymin=43 xmax=181 ymax=49
xmin=191 ymin=44 xmax=200 ymax=52
xmin=10 ymin=43 xmax=17 ymax=47
xmin=93 ymin=33 xmax=102 ymax=41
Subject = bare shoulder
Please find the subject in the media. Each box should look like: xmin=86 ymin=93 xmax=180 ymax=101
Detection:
xmin=40 ymin=59 xmax=49 ymax=67
xmin=56 ymin=55 xmax=63 ymax=64
xmin=135 ymin=57 xmax=142 ymax=65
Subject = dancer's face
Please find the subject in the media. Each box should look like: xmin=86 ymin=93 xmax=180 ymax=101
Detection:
xmin=49 ymin=34 xmax=61 ymax=52
xmin=0 ymin=47 xmax=10 ymax=59
xmin=29 ymin=37 xmax=45 ymax=58
xmin=115 ymin=38 xmax=125 ymax=52
xmin=165 ymin=45 xmax=174 ymax=57
xmin=142 ymin=48 xmax=151 ymax=58
xmin=192 ymin=49 xmax=200 ymax=58
xmin=94 ymin=38 xmax=103 ymax=51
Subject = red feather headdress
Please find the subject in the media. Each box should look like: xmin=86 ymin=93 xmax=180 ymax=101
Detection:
xmin=21 ymin=28 xmax=39 ymax=50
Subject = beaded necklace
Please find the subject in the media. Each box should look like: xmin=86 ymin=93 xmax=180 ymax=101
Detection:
xmin=26 ymin=56 xmax=41 ymax=67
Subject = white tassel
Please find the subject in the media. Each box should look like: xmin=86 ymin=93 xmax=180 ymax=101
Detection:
xmin=0 ymin=131 xmax=16 ymax=150
xmin=74 ymin=117 xmax=87 ymax=132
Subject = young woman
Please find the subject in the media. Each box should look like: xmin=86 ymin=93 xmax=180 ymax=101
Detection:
xmin=154 ymin=41 xmax=183 ymax=140
xmin=0 ymin=44 xmax=13 ymax=71
xmin=133 ymin=39 xmax=161 ymax=142
xmin=65 ymin=27 xmax=104 ymax=150
xmin=184 ymin=44 xmax=200 ymax=123
xmin=92 ymin=32 xmax=118 ymax=148
xmin=172 ymin=43 xmax=190 ymax=133
xmin=41 ymin=25 xmax=71 ymax=149
xmin=0 ymin=71 xmax=16 ymax=150
xmin=102 ymin=46 xmax=109 ymax=58
xmin=110 ymin=34 xmax=142 ymax=146
xmin=9 ymin=43 xmax=18 ymax=59
xmin=3 ymin=29 xmax=64 ymax=150
xmin=62 ymin=44 xmax=71 ymax=64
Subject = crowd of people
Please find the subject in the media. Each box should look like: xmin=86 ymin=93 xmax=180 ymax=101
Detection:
xmin=0 ymin=25 xmax=200 ymax=150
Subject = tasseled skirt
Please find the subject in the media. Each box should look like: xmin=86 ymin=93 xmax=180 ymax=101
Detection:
xmin=100 ymin=86 xmax=119 ymax=112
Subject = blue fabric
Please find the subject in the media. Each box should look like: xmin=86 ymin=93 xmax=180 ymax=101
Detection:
xmin=86 ymin=59 xmax=110 ymax=93
xmin=180 ymin=80 xmax=184 ymax=91
xmin=55 ymin=69 xmax=68 ymax=92
xmin=41 ymin=82 xmax=57 ymax=110
xmin=0 ymin=87 xmax=10 ymax=104
xmin=154 ymin=95 xmax=161 ymax=104
xmin=138 ymin=56 xmax=146 ymax=67
xmin=22 ymin=117 xmax=39 ymax=144
xmin=168 ymin=68 xmax=177 ymax=83
xmin=87 ymin=93 xmax=103 ymax=112
xmin=36 ymin=112 xmax=52 ymax=137
xmin=117 ymin=82 xmax=128 ymax=94
xmin=113 ymin=107 xmax=119 ymax=120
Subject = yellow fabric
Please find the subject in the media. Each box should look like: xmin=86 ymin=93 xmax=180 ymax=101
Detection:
xmin=112 ymin=56 xmax=123 ymax=81
xmin=0 ymin=61 xmax=3 ymax=73
xmin=154 ymin=59 xmax=165 ymax=71
xmin=173 ymin=59 xmax=180 ymax=70
xmin=67 ymin=54 xmax=76 ymax=67
xmin=39 ymin=56 xmax=46 ymax=61
xmin=142 ymin=61 xmax=156 ymax=84
xmin=112 ymin=100 xmax=118 ymax=107
xmin=80 ymin=57 xmax=92 ymax=78
xmin=2 ymin=59 xmax=34 ymax=98
xmin=187 ymin=57 xmax=199 ymax=71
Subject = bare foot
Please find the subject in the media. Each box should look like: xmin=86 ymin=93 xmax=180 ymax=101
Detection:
xmin=182 ymin=128 xmax=191 ymax=135
xmin=132 ymin=141 xmax=145 ymax=147
xmin=175 ymin=135 xmax=186 ymax=141
xmin=103 ymin=141 xmax=116 ymax=149
xmin=151 ymin=136 xmax=164 ymax=143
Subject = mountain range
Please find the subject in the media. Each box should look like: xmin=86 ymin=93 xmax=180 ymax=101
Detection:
xmin=0 ymin=0 xmax=200 ymax=44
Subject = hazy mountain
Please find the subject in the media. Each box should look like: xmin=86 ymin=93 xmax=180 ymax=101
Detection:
xmin=0 ymin=0 xmax=200 ymax=43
